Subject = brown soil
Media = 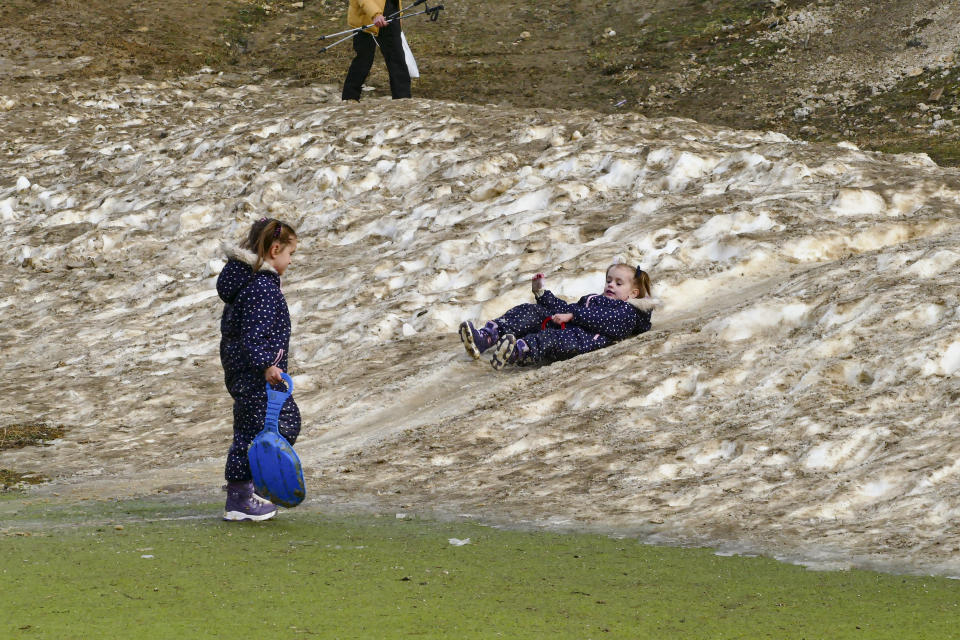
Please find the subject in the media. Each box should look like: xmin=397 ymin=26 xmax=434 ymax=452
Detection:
xmin=2 ymin=0 xmax=960 ymax=163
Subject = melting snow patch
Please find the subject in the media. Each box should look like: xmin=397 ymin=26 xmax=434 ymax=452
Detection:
xmin=830 ymin=188 xmax=885 ymax=216
xmin=706 ymin=302 xmax=812 ymax=342
xmin=939 ymin=341 xmax=960 ymax=376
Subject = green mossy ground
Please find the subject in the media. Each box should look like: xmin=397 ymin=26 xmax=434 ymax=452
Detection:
xmin=2 ymin=498 xmax=958 ymax=639
xmin=0 ymin=424 xmax=62 ymax=490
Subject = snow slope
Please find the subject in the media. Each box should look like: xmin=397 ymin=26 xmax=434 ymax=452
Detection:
xmin=3 ymin=71 xmax=960 ymax=575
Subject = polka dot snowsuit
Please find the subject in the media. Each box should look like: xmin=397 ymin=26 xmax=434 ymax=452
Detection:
xmin=495 ymin=289 xmax=652 ymax=364
xmin=217 ymin=247 xmax=301 ymax=483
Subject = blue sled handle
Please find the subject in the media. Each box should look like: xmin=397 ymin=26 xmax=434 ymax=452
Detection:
xmin=264 ymin=373 xmax=294 ymax=434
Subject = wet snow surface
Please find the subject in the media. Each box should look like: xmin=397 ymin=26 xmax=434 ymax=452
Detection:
xmin=3 ymin=70 xmax=960 ymax=576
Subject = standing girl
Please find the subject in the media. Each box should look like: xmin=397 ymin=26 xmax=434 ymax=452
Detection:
xmin=216 ymin=218 xmax=300 ymax=521
xmin=460 ymin=263 xmax=655 ymax=369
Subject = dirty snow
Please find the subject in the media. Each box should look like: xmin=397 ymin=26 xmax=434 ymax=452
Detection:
xmin=2 ymin=70 xmax=960 ymax=576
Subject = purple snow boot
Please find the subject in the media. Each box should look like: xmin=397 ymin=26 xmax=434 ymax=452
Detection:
xmin=490 ymin=334 xmax=528 ymax=370
xmin=223 ymin=481 xmax=278 ymax=522
xmin=459 ymin=320 xmax=499 ymax=360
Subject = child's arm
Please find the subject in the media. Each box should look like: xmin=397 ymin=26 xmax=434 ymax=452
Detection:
xmin=568 ymin=301 xmax=639 ymax=340
xmin=239 ymin=279 xmax=285 ymax=376
xmin=532 ymin=273 xmax=545 ymax=296
xmin=264 ymin=365 xmax=284 ymax=385
xmin=532 ymin=274 xmax=574 ymax=312
xmin=536 ymin=290 xmax=573 ymax=312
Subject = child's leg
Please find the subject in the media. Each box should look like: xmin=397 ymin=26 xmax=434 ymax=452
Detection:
xmin=490 ymin=334 xmax=517 ymax=370
xmin=472 ymin=302 xmax=547 ymax=363
xmin=526 ymin=327 xmax=610 ymax=363
xmin=225 ymin=394 xmax=264 ymax=483
xmin=459 ymin=320 xmax=500 ymax=359
xmin=223 ymin=391 xmax=302 ymax=522
xmin=278 ymin=397 xmax=301 ymax=445
xmin=226 ymin=393 xmax=300 ymax=482
xmin=494 ymin=303 xmax=552 ymax=337
xmin=223 ymin=393 xmax=275 ymax=520
xmin=493 ymin=328 xmax=610 ymax=369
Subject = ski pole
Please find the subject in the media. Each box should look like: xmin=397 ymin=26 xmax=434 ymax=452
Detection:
xmin=319 ymin=32 xmax=360 ymax=53
xmin=318 ymin=0 xmax=442 ymax=52
xmin=391 ymin=5 xmax=443 ymax=23
xmin=319 ymin=15 xmax=402 ymax=53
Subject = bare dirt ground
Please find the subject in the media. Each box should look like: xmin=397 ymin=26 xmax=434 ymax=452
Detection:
xmin=2 ymin=0 xmax=960 ymax=161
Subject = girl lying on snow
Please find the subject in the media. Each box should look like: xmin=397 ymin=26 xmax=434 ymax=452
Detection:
xmin=460 ymin=263 xmax=655 ymax=370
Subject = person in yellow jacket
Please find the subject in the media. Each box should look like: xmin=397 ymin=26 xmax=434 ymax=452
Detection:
xmin=342 ymin=0 xmax=411 ymax=100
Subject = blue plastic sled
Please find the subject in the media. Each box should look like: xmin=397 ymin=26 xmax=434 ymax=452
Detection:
xmin=248 ymin=373 xmax=305 ymax=508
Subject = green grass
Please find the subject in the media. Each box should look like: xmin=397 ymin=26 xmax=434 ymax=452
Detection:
xmin=2 ymin=497 xmax=959 ymax=639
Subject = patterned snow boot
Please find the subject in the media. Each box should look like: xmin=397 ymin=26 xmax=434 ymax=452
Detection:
xmin=459 ymin=320 xmax=499 ymax=359
xmin=490 ymin=334 xmax=528 ymax=370
xmin=223 ymin=481 xmax=278 ymax=522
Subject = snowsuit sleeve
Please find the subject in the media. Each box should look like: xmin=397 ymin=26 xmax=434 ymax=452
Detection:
xmin=239 ymin=276 xmax=285 ymax=372
xmin=534 ymin=289 xmax=574 ymax=314
xmin=569 ymin=297 xmax=639 ymax=341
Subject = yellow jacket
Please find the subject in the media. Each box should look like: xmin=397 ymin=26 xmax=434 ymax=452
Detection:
xmin=348 ymin=0 xmax=401 ymax=35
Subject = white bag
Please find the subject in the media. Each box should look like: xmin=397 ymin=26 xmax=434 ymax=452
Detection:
xmin=401 ymin=32 xmax=419 ymax=79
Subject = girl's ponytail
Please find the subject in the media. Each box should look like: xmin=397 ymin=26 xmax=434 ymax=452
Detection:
xmin=634 ymin=266 xmax=652 ymax=299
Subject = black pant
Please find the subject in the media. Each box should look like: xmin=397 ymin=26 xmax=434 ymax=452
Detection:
xmin=341 ymin=3 xmax=411 ymax=100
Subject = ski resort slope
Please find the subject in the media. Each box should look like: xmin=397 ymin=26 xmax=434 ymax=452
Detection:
xmin=3 ymin=71 xmax=960 ymax=576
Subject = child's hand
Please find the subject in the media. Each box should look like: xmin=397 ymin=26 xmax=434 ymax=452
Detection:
xmin=264 ymin=365 xmax=284 ymax=386
xmin=552 ymin=313 xmax=573 ymax=325
xmin=532 ymin=273 xmax=545 ymax=294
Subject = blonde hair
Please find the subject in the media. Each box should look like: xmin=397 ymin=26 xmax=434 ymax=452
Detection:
xmin=243 ymin=218 xmax=297 ymax=272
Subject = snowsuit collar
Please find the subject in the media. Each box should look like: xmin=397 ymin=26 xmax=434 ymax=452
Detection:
xmin=583 ymin=293 xmax=659 ymax=312
xmin=221 ymin=242 xmax=279 ymax=275
xmin=628 ymin=296 xmax=659 ymax=312
xmin=217 ymin=242 xmax=280 ymax=305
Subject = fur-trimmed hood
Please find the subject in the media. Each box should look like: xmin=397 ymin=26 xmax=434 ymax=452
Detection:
xmin=217 ymin=242 xmax=278 ymax=305
xmin=628 ymin=296 xmax=660 ymax=312
xmin=221 ymin=242 xmax=278 ymax=274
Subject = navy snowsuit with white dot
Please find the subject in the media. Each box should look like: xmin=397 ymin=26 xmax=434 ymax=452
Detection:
xmin=495 ymin=289 xmax=652 ymax=364
xmin=217 ymin=246 xmax=300 ymax=483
